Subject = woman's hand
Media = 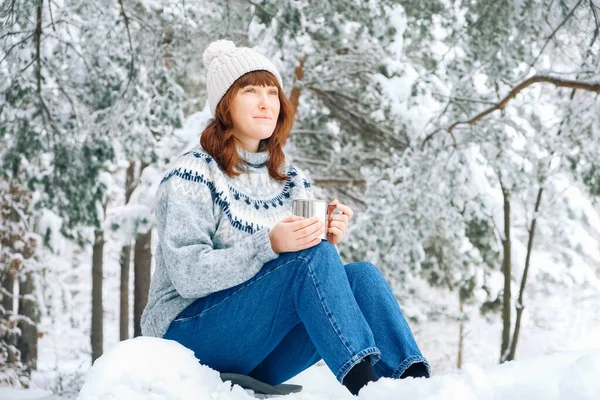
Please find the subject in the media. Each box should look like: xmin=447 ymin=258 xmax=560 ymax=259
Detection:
xmin=327 ymin=199 xmax=353 ymax=246
xmin=269 ymin=215 xmax=324 ymax=254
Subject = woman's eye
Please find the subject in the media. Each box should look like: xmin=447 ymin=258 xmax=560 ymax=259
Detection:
xmin=244 ymin=87 xmax=277 ymax=95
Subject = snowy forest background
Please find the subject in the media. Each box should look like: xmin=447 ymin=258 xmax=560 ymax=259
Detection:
xmin=1 ymin=0 xmax=600 ymax=397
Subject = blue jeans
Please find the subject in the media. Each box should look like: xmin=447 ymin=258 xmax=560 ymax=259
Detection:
xmin=163 ymin=241 xmax=430 ymax=385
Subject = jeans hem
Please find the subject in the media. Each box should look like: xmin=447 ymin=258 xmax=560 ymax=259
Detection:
xmin=391 ymin=355 xmax=431 ymax=379
xmin=336 ymin=347 xmax=381 ymax=383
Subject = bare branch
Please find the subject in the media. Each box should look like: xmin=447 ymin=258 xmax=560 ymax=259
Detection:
xmin=39 ymin=96 xmax=61 ymax=146
xmin=38 ymin=57 xmax=80 ymax=127
xmin=419 ymin=1 xmax=498 ymax=78
xmin=44 ymin=32 xmax=94 ymax=78
xmin=432 ymin=93 xmax=498 ymax=105
xmin=118 ymin=0 xmax=135 ymax=97
xmin=0 ymin=30 xmax=34 ymax=40
xmin=291 ymin=129 xmax=335 ymax=136
xmin=588 ymin=0 xmax=600 ymax=60
xmin=242 ymin=0 xmax=278 ymax=18
xmin=421 ymin=127 xmax=457 ymax=150
xmin=35 ymin=0 xmax=42 ymax=93
xmin=313 ymin=178 xmax=366 ymax=185
xmin=448 ymin=75 xmax=600 ymax=134
xmin=532 ymin=68 xmax=598 ymax=76
xmin=526 ymin=0 xmax=585 ymax=70
xmin=18 ymin=56 xmax=36 ymax=73
xmin=0 ymin=32 xmax=35 ymax=65
xmin=292 ymin=157 xmax=330 ymax=166
xmin=338 ymin=188 xmax=367 ymax=208
xmin=307 ymin=86 xmax=409 ymax=150
xmin=47 ymin=0 xmax=56 ymax=32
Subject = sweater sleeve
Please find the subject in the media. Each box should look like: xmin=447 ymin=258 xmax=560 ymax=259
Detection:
xmin=155 ymin=176 xmax=279 ymax=299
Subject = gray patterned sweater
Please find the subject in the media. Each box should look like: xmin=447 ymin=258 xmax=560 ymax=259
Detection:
xmin=141 ymin=143 xmax=314 ymax=338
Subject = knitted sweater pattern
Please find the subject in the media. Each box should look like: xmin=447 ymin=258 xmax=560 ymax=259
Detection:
xmin=141 ymin=144 xmax=314 ymax=338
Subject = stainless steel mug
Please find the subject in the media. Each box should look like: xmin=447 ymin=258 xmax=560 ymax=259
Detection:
xmin=291 ymin=199 xmax=338 ymax=240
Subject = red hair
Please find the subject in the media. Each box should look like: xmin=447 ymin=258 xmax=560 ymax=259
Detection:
xmin=200 ymin=70 xmax=294 ymax=182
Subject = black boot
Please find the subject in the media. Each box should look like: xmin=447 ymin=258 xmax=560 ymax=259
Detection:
xmin=399 ymin=361 xmax=430 ymax=379
xmin=342 ymin=357 xmax=379 ymax=396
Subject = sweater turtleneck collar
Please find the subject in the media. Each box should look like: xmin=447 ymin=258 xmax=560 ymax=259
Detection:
xmin=236 ymin=142 xmax=269 ymax=168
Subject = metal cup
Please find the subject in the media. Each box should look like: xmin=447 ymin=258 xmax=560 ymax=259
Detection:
xmin=291 ymin=199 xmax=338 ymax=240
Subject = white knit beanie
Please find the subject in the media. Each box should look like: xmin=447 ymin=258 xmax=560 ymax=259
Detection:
xmin=203 ymin=40 xmax=284 ymax=117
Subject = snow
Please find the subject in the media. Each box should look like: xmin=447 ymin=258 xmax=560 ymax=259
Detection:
xmin=374 ymin=63 xmax=442 ymax=135
xmin=0 ymin=387 xmax=60 ymax=399
xmin=5 ymin=322 xmax=600 ymax=400
xmin=155 ymin=107 xmax=211 ymax=163
xmin=103 ymin=204 xmax=153 ymax=245
xmin=14 ymin=337 xmax=593 ymax=400
xmin=37 ymin=210 xmax=64 ymax=254
xmin=472 ymin=73 xmax=489 ymax=96
xmin=386 ymin=5 xmax=407 ymax=62
xmin=76 ymin=337 xmax=241 ymax=400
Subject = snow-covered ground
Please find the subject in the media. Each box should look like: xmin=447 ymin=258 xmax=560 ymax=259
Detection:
xmin=2 ymin=337 xmax=599 ymax=400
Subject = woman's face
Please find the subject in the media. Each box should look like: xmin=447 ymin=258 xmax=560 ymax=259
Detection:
xmin=229 ymin=84 xmax=281 ymax=151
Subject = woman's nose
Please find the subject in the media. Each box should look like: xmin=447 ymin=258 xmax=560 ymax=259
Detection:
xmin=258 ymin=94 xmax=268 ymax=108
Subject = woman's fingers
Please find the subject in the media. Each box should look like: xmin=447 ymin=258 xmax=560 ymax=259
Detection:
xmin=329 ymin=214 xmax=349 ymax=224
xmin=328 ymin=220 xmax=345 ymax=231
xmin=283 ymin=215 xmax=303 ymax=223
xmin=329 ymin=201 xmax=353 ymax=220
xmin=297 ymin=226 xmax=323 ymax=247
xmin=328 ymin=225 xmax=344 ymax=237
xmin=291 ymin=216 xmax=319 ymax=231
xmin=328 ymin=218 xmax=348 ymax=237
xmin=296 ymin=222 xmax=324 ymax=241
xmin=298 ymin=236 xmax=322 ymax=250
xmin=337 ymin=205 xmax=353 ymax=220
xmin=288 ymin=213 xmax=352 ymax=249
xmin=295 ymin=221 xmax=323 ymax=238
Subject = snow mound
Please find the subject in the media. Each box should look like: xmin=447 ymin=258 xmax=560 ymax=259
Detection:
xmin=358 ymin=350 xmax=600 ymax=400
xmin=76 ymin=337 xmax=253 ymax=400
xmin=558 ymin=352 xmax=600 ymax=400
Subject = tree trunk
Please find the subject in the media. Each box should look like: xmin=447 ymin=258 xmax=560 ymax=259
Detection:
xmin=289 ymin=58 xmax=305 ymax=122
xmin=133 ymin=229 xmax=152 ymax=337
xmin=119 ymin=244 xmax=132 ymax=341
xmin=457 ymin=295 xmax=464 ymax=369
xmin=133 ymin=161 xmax=151 ymax=337
xmin=1 ymin=181 xmax=39 ymax=383
xmin=507 ymin=187 xmax=544 ymax=361
xmin=91 ymin=228 xmax=104 ymax=364
xmin=500 ymin=183 xmax=512 ymax=363
xmin=17 ymin=271 xmax=38 ymax=372
xmin=119 ymin=160 xmax=136 ymax=341
xmin=1 ymin=273 xmax=14 ymax=316
xmin=1 ymin=182 xmax=18 ymax=338
xmin=35 ymin=0 xmax=42 ymax=93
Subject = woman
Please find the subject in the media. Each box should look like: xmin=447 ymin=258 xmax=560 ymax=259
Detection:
xmin=141 ymin=40 xmax=430 ymax=396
